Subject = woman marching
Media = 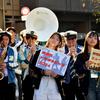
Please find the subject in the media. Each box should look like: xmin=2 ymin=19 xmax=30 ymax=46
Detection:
xmin=74 ymin=31 xmax=100 ymax=100
xmin=0 ymin=31 xmax=17 ymax=100
xmin=29 ymin=32 xmax=63 ymax=100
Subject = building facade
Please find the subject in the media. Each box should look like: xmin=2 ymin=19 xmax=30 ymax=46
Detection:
xmin=0 ymin=0 xmax=21 ymax=32
xmin=0 ymin=0 xmax=100 ymax=33
xmin=19 ymin=0 xmax=100 ymax=33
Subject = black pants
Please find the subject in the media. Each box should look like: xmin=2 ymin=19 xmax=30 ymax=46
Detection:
xmin=15 ymin=73 xmax=23 ymax=100
xmin=62 ymin=77 xmax=85 ymax=100
xmin=22 ymin=75 xmax=35 ymax=100
xmin=0 ymin=77 xmax=16 ymax=100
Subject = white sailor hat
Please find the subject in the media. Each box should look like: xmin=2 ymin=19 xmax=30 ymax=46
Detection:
xmin=0 ymin=28 xmax=3 ymax=32
xmin=64 ymin=30 xmax=77 ymax=39
xmin=26 ymin=31 xmax=38 ymax=40
xmin=20 ymin=29 xmax=27 ymax=37
xmin=59 ymin=32 xmax=65 ymax=36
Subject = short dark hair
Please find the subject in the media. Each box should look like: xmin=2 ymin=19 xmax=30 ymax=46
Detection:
xmin=0 ymin=31 xmax=11 ymax=43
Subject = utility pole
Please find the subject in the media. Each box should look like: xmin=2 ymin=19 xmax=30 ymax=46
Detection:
xmin=11 ymin=0 xmax=15 ymax=27
xmin=3 ymin=0 xmax=5 ymax=30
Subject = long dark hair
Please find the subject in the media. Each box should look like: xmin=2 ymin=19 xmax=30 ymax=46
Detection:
xmin=45 ymin=32 xmax=62 ymax=50
xmin=83 ymin=31 xmax=99 ymax=59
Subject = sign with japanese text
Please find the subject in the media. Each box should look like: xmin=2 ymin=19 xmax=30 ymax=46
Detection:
xmin=89 ymin=48 xmax=100 ymax=68
xmin=36 ymin=48 xmax=70 ymax=76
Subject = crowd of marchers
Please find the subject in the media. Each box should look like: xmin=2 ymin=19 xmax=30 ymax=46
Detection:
xmin=0 ymin=27 xmax=100 ymax=100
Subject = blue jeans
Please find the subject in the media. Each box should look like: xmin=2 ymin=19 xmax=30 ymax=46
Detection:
xmin=87 ymin=78 xmax=100 ymax=100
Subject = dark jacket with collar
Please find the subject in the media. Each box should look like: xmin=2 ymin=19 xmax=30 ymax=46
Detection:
xmin=74 ymin=52 xmax=90 ymax=96
xmin=63 ymin=45 xmax=82 ymax=84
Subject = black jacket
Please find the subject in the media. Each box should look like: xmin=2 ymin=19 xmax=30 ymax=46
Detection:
xmin=74 ymin=52 xmax=90 ymax=95
xmin=29 ymin=50 xmax=64 ymax=99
